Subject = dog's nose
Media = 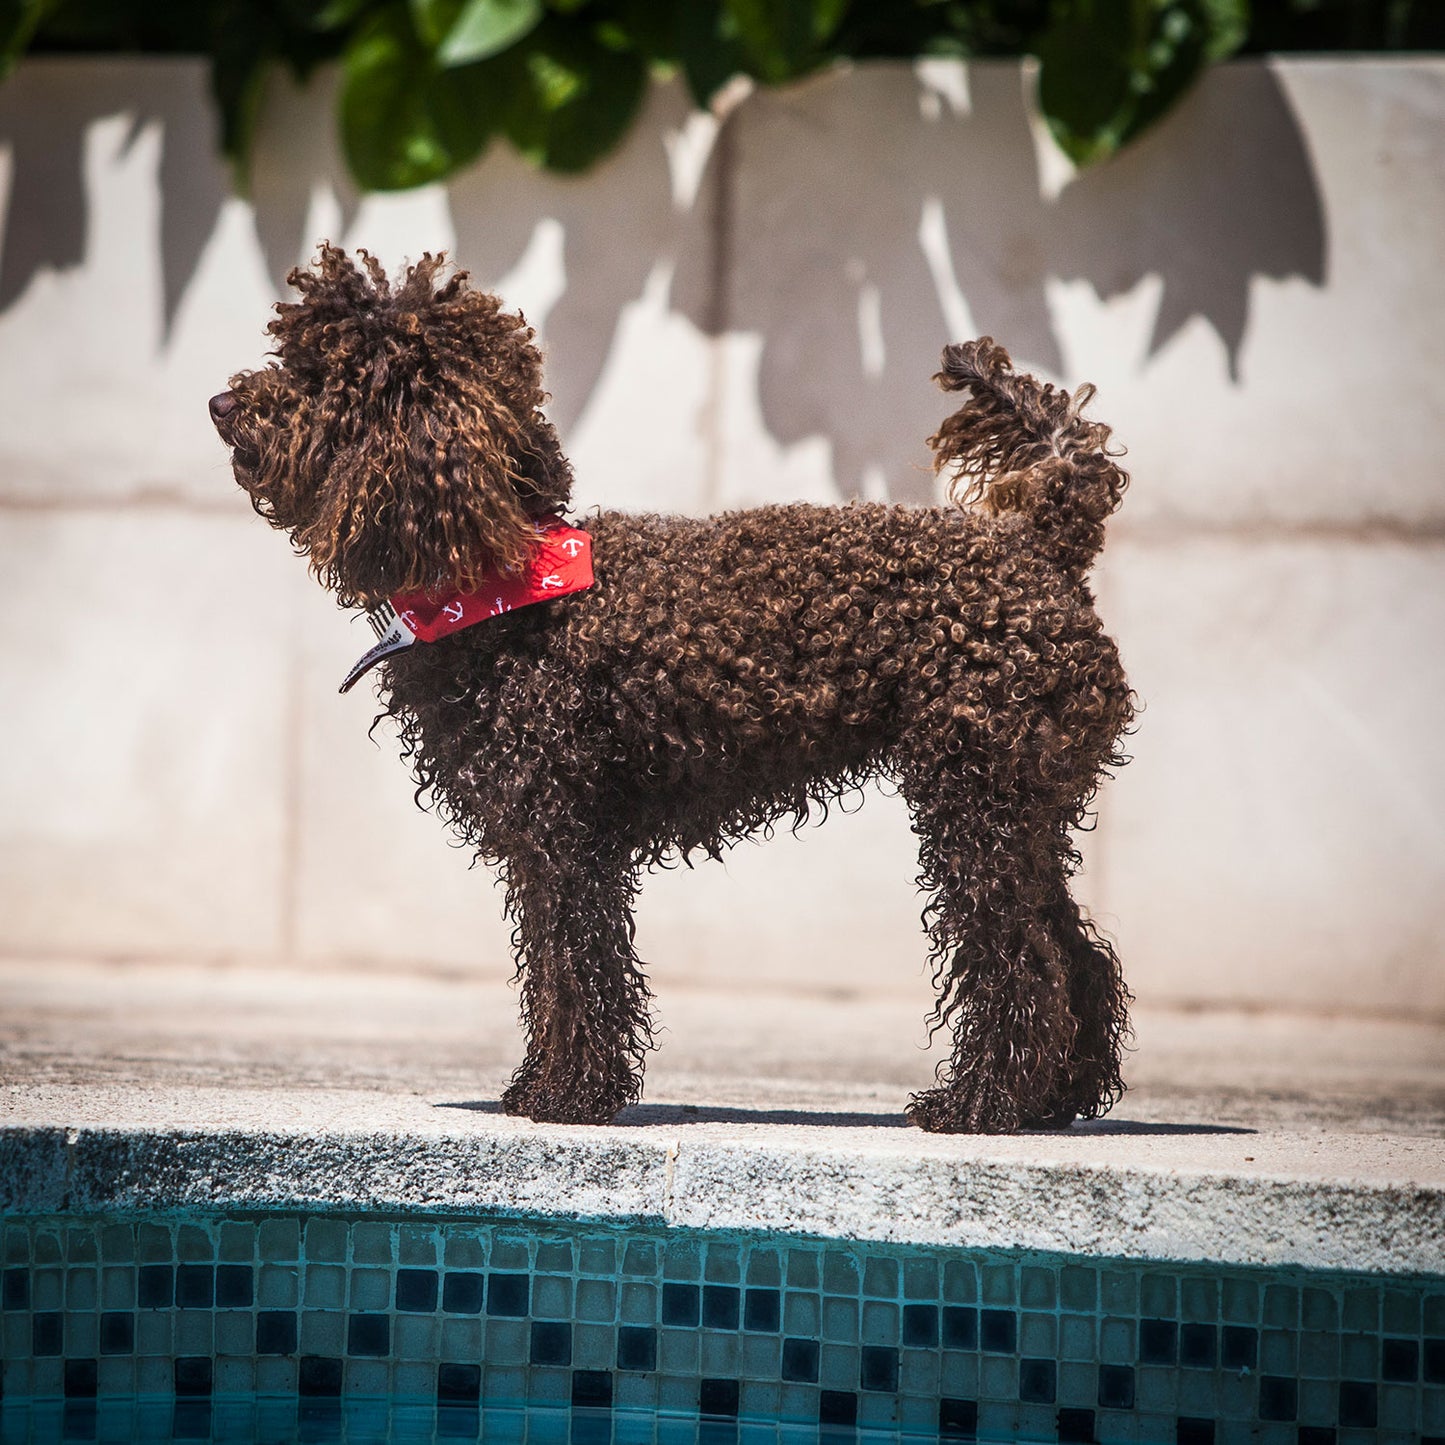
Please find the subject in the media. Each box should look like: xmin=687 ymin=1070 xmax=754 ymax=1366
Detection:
xmin=209 ymin=391 xmax=238 ymax=423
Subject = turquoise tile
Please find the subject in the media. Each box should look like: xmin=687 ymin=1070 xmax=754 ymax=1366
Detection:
xmin=580 ymin=1237 xmax=618 ymax=1276
xmin=980 ymin=1263 xmax=1015 ymax=1305
xmin=784 ymin=1250 xmax=818 ymax=1290
xmin=862 ymin=1257 xmax=898 ymax=1300
xmin=351 ymin=1222 xmax=392 ymax=1265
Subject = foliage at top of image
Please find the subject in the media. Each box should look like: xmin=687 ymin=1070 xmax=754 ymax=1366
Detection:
xmin=2 ymin=0 xmax=1441 ymax=190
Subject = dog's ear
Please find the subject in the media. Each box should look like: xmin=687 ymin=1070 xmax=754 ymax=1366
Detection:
xmin=272 ymin=247 xmax=574 ymax=606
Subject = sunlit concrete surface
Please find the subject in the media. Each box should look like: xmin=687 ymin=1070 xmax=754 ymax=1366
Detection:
xmin=2 ymin=959 xmax=1441 ymax=1274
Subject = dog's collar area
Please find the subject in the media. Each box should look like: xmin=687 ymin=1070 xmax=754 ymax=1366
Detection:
xmin=340 ymin=518 xmax=594 ymax=693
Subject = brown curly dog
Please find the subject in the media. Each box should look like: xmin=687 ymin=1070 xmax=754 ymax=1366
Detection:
xmin=210 ymin=245 xmax=1134 ymax=1134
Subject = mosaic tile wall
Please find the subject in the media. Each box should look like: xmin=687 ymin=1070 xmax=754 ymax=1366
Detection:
xmin=1 ymin=1212 xmax=1442 ymax=1444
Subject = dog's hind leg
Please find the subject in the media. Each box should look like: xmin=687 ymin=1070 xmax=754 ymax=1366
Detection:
xmin=498 ymin=842 xmax=654 ymax=1125
xmin=1032 ymin=891 xmax=1131 ymax=1126
xmin=896 ymin=755 xmax=1084 ymax=1134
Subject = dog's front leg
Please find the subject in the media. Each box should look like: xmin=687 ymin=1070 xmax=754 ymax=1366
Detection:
xmin=498 ymin=845 xmax=654 ymax=1125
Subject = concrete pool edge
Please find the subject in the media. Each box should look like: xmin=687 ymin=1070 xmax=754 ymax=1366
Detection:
xmin=3 ymin=1120 xmax=1441 ymax=1279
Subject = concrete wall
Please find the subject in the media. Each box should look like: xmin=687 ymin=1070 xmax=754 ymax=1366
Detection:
xmin=1 ymin=56 xmax=1442 ymax=1017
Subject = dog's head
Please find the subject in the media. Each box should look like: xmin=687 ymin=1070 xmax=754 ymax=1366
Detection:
xmin=210 ymin=245 xmax=572 ymax=606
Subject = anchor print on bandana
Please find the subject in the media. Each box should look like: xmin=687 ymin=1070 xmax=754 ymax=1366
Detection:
xmin=341 ymin=517 xmax=594 ymax=693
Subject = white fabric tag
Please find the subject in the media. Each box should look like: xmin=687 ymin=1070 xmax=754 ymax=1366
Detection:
xmin=340 ymin=603 xmax=418 ymax=694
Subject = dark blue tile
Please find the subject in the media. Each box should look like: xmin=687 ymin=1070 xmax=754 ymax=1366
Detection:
xmin=662 ymin=1283 xmax=700 ymax=1327
xmin=1179 ymin=1323 xmax=1216 ymax=1368
xmin=443 ymin=1273 xmax=485 ymax=1314
xmin=1337 ymin=1381 xmax=1376 ymax=1428
xmin=137 ymin=1265 xmax=174 ymax=1309
xmin=1382 ymin=1337 xmax=1418 ymax=1381
xmin=1297 ymin=1429 xmax=1336 ymax=1445
xmin=941 ymin=1307 xmax=977 ymax=1349
xmin=32 ymin=1312 xmax=63 ymax=1356
xmin=1056 ymin=1408 xmax=1095 ymax=1443
xmin=1097 ymin=1364 xmax=1135 ymax=1410
xmin=437 ymin=1403 xmax=480 ymax=1439
xmin=703 ymin=1285 xmax=739 ymax=1330
xmin=257 ymin=1312 xmax=298 ymax=1355
xmin=743 ymin=1288 xmax=780 ymax=1332
xmin=63 ymin=1360 xmax=97 ymax=1399
xmin=347 ymin=1314 xmax=390 ymax=1357
xmin=487 ymin=1273 xmax=529 ymax=1317
xmin=2 ymin=1268 xmax=29 ymax=1310
xmin=617 ymin=1326 xmax=656 ymax=1372
xmin=938 ymin=1398 xmax=977 ymax=1439
xmin=700 ymin=1379 xmax=740 ymax=1417
xmin=398 ymin=1269 xmax=439 ymax=1312
xmin=571 ymin=1371 xmax=613 ymax=1408
xmin=435 ymin=1405 xmax=481 ymax=1445
xmin=60 ymin=1402 xmax=97 ymax=1443
xmin=299 ymin=1356 xmax=343 ymax=1398
xmin=782 ymin=1337 xmax=819 ymax=1383
xmin=298 ymin=1398 xmax=342 ymax=1441
xmin=980 ymin=1310 xmax=1016 ymax=1354
xmin=1139 ymin=1319 xmax=1177 ymax=1364
xmin=819 ymin=1391 xmax=856 ymax=1427
xmin=172 ymin=1401 xmax=211 ymax=1441
xmin=1425 ymin=1337 xmax=1445 ymax=1383
xmin=1018 ymin=1358 xmax=1055 ymax=1404
xmin=176 ymin=1265 xmax=214 ymax=1309
xmin=1175 ymin=1420 xmax=1213 ymax=1445
xmin=573 ymin=1414 xmax=613 ymax=1445
xmin=215 ymin=1264 xmax=253 ymax=1308
xmin=174 ymin=1358 xmax=212 ymax=1398
xmin=1258 ymin=1376 xmax=1296 ymax=1422
xmin=99 ymin=1312 xmax=134 ymax=1355
xmin=532 ymin=1321 xmax=572 ymax=1366
xmin=902 ymin=1304 xmax=938 ymax=1347
xmin=860 ymin=1346 xmax=898 ymax=1393
xmin=1221 ymin=1326 xmax=1257 ymax=1370
xmin=438 ymin=1362 xmax=481 ymax=1403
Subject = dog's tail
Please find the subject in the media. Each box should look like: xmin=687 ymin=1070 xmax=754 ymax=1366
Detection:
xmin=928 ymin=339 xmax=1127 ymax=575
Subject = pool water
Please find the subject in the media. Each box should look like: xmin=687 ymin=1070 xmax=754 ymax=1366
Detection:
xmin=1 ymin=1211 xmax=1441 ymax=1444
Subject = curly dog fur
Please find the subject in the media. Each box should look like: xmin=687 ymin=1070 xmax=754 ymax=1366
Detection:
xmin=211 ymin=245 xmax=1134 ymax=1133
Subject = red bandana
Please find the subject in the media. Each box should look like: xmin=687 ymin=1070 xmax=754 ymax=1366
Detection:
xmin=341 ymin=517 xmax=593 ymax=693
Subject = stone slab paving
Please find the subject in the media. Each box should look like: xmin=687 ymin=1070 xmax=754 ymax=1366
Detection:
xmin=1 ymin=960 xmax=1442 ymax=1275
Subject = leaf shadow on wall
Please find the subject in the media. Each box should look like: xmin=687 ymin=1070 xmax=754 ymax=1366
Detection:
xmin=666 ymin=62 xmax=1326 ymax=503
xmin=0 ymin=61 xmax=228 ymax=338
xmin=0 ymin=61 xmax=1323 ymax=502
xmin=445 ymin=80 xmax=702 ymax=437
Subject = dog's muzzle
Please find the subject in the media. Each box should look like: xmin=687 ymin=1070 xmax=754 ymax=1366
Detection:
xmin=208 ymin=391 xmax=238 ymax=440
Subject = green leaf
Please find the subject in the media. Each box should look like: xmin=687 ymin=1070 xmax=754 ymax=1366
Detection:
xmin=502 ymin=18 xmax=646 ymax=172
xmin=1200 ymin=0 xmax=1248 ymax=60
xmin=341 ymin=4 xmax=502 ymax=189
xmin=409 ymin=0 xmax=459 ymax=48
xmin=209 ymin=0 xmax=280 ymax=185
xmin=436 ymin=0 xmax=542 ymax=65
xmin=674 ymin=0 xmax=748 ymax=108
xmin=0 ymin=0 xmax=57 ymax=79
xmin=278 ymin=0 xmax=379 ymax=33
xmin=1037 ymin=0 xmax=1247 ymax=166
xmin=723 ymin=0 xmax=848 ymax=83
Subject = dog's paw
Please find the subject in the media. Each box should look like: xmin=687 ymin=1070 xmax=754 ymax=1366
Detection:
xmin=500 ymin=1078 xmax=628 ymax=1126
xmin=906 ymin=1085 xmax=1024 ymax=1135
